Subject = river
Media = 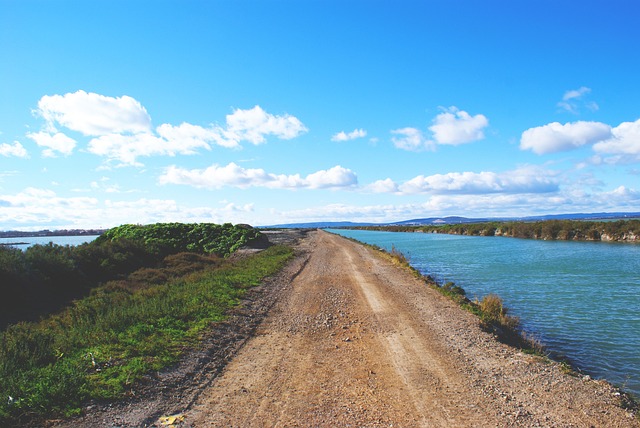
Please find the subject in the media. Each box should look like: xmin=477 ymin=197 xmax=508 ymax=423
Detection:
xmin=328 ymin=228 xmax=640 ymax=398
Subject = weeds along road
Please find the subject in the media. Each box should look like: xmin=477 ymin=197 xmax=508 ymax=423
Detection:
xmin=182 ymin=230 xmax=636 ymax=427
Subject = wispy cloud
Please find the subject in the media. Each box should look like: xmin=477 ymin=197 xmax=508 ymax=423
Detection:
xmin=159 ymin=163 xmax=357 ymax=190
xmin=391 ymin=107 xmax=488 ymax=151
xmin=331 ymin=128 xmax=367 ymax=142
xmin=557 ymin=86 xmax=599 ymax=114
xmin=388 ymin=166 xmax=559 ymax=195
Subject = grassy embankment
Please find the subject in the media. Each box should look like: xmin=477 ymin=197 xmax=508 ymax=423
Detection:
xmin=0 ymin=223 xmax=292 ymax=425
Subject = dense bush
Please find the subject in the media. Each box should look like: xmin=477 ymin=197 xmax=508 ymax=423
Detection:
xmin=97 ymin=222 xmax=262 ymax=257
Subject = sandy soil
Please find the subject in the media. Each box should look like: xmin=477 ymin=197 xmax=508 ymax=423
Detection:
xmin=54 ymin=229 xmax=637 ymax=427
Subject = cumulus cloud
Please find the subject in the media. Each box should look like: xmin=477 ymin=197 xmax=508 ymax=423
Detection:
xmin=86 ymin=130 xmax=215 ymax=167
xmin=0 ymin=141 xmax=28 ymax=158
xmin=159 ymin=163 xmax=357 ymax=190
xmin=392 ymin=107 xmax=488 ymax=151
xmin=331 ymin=128 xmax=367 ymax=142
xmin=30 ymin=91 xmax=307 ymax=165
xmin=520 ymin=121 xmax=612 ymax=155
xmin=593 ymin=118 xmax=640 ymax=156
xmin=428 ymin=107 xmax=489 ymax=145
xmin=27 ymin=131 xmax=77 ymax=157
xmin=224 ymin=105 xmax=307 ymax=144
xmin=35 ymin=90 xmax=152 ymax=136
xmin=366 ymin=178 xmax=399 ymax=193
xmin=557 ymin=87 xmax=599 ymax=114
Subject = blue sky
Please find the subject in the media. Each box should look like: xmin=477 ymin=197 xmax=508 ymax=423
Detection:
xmin=1 ymin=0 xmax=639 ymax=229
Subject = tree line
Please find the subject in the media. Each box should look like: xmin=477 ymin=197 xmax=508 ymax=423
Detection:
xmin=351 ymin=219 xmax=640 ymax=242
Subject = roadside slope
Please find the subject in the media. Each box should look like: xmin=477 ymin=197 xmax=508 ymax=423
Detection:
xmin=184 ymin=230 xmax=637 ymax=427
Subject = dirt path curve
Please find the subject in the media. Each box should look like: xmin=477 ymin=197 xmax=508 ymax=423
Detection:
xmin=182 ymin=230 xmax=637 ymax=427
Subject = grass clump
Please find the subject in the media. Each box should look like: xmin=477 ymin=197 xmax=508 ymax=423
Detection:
xmin=0 ymin=244 xmax=293 ymax=425
xmin=478 ymin=293 xmax=520 ymax=331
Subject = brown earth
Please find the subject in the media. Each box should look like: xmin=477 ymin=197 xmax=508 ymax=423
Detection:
xmin=54 ymin=229 xmax=637 ymax=427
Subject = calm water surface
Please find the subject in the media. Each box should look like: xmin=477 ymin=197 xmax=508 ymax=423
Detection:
xmin=329 ymin=229 xmax=640 ymax=397
xmin=0 ymin=235 xmax=100 ymax=250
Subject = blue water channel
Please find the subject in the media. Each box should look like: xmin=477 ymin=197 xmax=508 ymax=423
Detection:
xmin=328 ymin=229 xmax=640 ymax=398
xmin=0 ymin=235 xmax=100 ymax=251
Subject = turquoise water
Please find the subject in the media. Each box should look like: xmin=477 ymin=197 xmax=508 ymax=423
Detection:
xmin=0 ymin=235 xmax=100 ymax=250
xmin=329 ymin=229 xmax=640 ymax=397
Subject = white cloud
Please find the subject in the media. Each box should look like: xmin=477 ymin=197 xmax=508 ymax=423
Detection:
xmin=278 ymin=182 xmax=640 ymax=224
xmin=428 ymin=107 xmax=489 ymax=145
xmin=0 ymin=187 xmax=100 ymax=227
xmin=30 ymin=92 xmax=307 ymax=166
xmin=224 ymin=105 xmax=308 ymax=145
xmin=0 ymin=141 xmax=28 ymax=158
xmin=157 ymin=122 xmax=237 ymax=149
xmin=331 ymin=128 xmax=367 ymax=142
xmin=305 ymin=166 xmax=358 ymax=189
xmin=26 ymin=131 xmax=77 ymax=157
xmin=397 ymin=166 xmax=558 ymax=195
xmin=159 ymin=163 xmax=357 ymax=190
xmin=593 ymin=118 xmax=640 ymax=156
xmin=557 ymin=86 xmax=599 ymax=114
xmin=366 ymin=178 xmax=399 ymax=193
xmin=35 ymin=90 xmax=152 ymax=136
xmin=87 ymin=127 xmax=217 ymax=167
xmin=392 ymin=107 xmax=488 ymax=151
xmin=520 ymin=121 xmax=612 ymax=155
xmin=391 ymin=127 xmax=434 ymax=151
xmin=0 ymin=188 xmax=261 ymax=229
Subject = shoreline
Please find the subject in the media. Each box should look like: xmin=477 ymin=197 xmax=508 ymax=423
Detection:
xmin=348 ymin=219 xmax=640 ymax=243
xmin=328 ymin=229 xmax=640 ymax=404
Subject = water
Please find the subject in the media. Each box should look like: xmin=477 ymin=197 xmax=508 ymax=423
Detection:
xmin=0 ymin=235 xmax=100 ymax=250
xmin=329 ymin=229 xmax=640 ymax=397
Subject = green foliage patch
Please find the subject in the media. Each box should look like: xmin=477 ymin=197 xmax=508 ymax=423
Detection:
xmin=97 ymin=222 xmax=262 ymax=257
xmin=0 ymin=244 xmax=293 ymax=424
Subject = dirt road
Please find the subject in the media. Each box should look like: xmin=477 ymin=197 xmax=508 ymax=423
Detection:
xmin=181 ymin=230 xmax=636 ymax=427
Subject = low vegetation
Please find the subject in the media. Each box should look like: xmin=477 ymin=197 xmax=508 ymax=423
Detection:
xmin=0 ymin=223 xmax=263 ymax=328
xmin=0 ymin=228 xmax=291 ymax=424
xmin=352 ymin=219 xmax=640 ymax=242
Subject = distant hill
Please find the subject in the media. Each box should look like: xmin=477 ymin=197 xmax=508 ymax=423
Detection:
xmin=262 ymin=221 xmax=377 ymax=229
xmin=264 ymin=212 xmax=640 ymax=229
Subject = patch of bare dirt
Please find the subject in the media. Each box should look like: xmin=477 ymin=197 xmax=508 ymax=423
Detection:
xmin=53 ymin=229 xmax=638 ymax=427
